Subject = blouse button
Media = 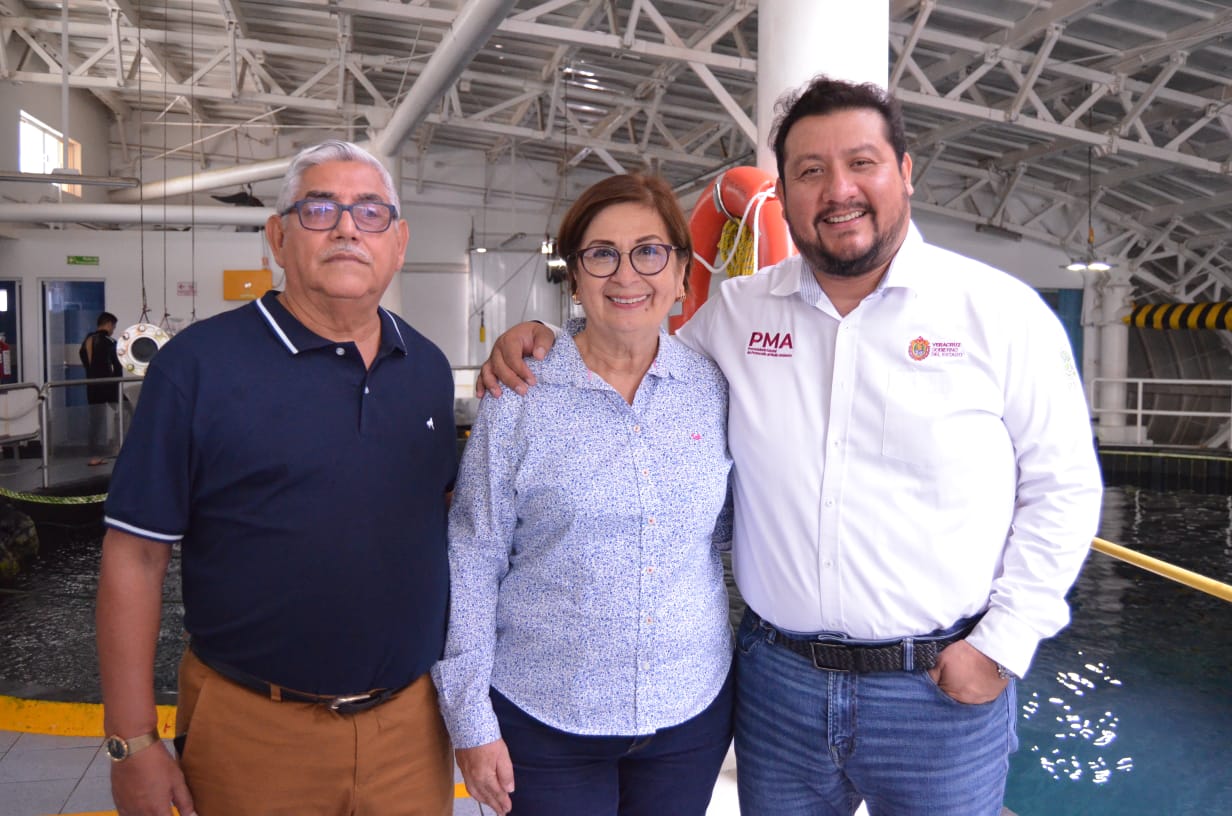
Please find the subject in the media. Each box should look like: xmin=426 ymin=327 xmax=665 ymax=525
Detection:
xmin=335 ymin=347 xmax=345 ymax=356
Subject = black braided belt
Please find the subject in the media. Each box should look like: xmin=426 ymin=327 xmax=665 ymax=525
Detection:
xmin=190 ymin=643 xmax=405 ymax=714
xmin=754 ymin=612 xmax=977 ymax=673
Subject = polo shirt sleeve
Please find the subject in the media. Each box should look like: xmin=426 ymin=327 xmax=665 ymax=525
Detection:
xmin=431 ymin=390 xmax=523 ymax=749
xmin=966 ymin=292 xmax=1103 ymax=677
xmin=103 ymin=358 xmax=193 ymax=543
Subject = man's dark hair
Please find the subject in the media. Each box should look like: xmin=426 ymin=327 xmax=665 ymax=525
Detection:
xmin=770 ymin=76 xmax=908 ymax=183
xmin=97 ymin=311 xmax=118 ymax=327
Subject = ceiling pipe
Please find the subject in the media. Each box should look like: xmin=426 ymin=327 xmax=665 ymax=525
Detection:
xmin=373 ymin=0 xmax=517 ymax=157
xmin=111 ymin=0 xmax=517 ymax=205
xmin=0 ymin=203 xmax=271 ymax=226
xmin=109 ymin=156 xmax=295 ymax=204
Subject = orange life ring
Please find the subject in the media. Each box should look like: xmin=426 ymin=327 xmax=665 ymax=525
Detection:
xmin=670 ymin=166 xmax=795 ymax=333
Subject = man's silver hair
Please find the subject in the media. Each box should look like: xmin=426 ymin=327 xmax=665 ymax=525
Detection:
xmin=275 ymin=140 xmax=400 ymax=215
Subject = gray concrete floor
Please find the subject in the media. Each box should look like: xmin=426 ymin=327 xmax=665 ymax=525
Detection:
xmin=0 ymin=730 xmax=494 ymax=816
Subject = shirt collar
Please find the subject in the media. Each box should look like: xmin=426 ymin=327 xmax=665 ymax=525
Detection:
xmin=537 ymin=316 xmax=693 ymax=387
xmin=255 ymin=290 xmax=407 ymax=357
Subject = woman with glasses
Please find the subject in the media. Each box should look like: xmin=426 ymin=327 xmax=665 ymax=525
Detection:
xmin=433 ymin=174 xmax=733 ymax=816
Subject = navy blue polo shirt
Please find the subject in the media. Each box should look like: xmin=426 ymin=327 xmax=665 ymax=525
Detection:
xmin=105 ymin=291 xmax=457 ymax=694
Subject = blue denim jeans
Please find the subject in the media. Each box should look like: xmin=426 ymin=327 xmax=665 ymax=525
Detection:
xmin=491 ymin=666 xmax=733 ymax=816
xmin=734 ymin=608 xmax=1017 ymax=816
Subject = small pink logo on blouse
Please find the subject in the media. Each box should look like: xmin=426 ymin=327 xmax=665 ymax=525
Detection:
xmin=691 ymin=433 xmax=702 ymax=440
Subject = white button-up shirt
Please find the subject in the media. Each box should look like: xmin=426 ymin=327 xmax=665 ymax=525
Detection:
xmin=678 ymin=223 xmax=1102 ymax=676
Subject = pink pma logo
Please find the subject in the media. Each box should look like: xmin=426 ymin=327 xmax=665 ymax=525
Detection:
xmin=746 ymin=331 xmax=794 ymax=358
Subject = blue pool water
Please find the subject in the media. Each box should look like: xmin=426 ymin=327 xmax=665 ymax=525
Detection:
xmin=1003 ymin=487 xmax=1232 ymax=815
xmin=1 ymin=486 xmax=1229 ymax=813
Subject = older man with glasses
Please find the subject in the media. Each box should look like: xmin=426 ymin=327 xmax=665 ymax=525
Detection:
xmin=96 ymin=140 xmax=457 ymax=816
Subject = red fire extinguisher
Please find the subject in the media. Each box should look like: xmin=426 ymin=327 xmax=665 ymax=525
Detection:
xmin=0 ymin=333 xmax=10 ymax=380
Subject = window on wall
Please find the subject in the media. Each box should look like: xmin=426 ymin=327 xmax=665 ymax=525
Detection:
xmin=19 ymin=110 xmax=82 ymax=197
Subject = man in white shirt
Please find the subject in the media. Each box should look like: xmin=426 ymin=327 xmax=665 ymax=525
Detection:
xmin=481 ymin=76 xmax=1103 ymax=816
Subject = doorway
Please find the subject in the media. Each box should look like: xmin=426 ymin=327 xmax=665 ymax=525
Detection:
xmin=0 ymin=280 xmax=20 ymax=384
xmin=42 ymin=280 xmax=106 ymax=452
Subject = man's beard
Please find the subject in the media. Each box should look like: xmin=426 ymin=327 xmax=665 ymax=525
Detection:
xmin=788 ymin=194 xmax=909 ymax=279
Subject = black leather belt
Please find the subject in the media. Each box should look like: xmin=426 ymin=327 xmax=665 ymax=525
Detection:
xmin=190 ymin=644 xmax=405 ymax=714
xmin=753 ymin=612 xmax=977 ymax=673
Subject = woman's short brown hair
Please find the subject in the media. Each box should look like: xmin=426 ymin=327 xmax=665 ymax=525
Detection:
xmin=557 ymin=173 xmax=693 ymax=294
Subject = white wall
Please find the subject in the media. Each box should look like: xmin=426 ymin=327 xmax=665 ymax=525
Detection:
xmin=0 ymin=226 xmax=275 ymax=381
xmin=913 ymin=211 xmax=1085 ymax=290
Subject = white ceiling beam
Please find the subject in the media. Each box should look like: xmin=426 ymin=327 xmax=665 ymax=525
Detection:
xmin=636 ymin=1 xmax=756 ymax=142
xmin=1116 ymin=51 xmax=1186 ymax=138
xmin=332 ymin=0 xmax=756 ymax=74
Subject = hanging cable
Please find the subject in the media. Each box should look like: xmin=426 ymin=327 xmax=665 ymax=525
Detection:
xmin=159 ymin=0 xmax=170 ymax=331
xmin=136 ymin=1 xmax=149 ymax=324
xmin=189 ymin=0 xmax=197 ymax=324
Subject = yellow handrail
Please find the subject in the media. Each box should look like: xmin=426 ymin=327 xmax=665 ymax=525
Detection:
xmin=1092 ymin=537 xmax=1232 ymax=603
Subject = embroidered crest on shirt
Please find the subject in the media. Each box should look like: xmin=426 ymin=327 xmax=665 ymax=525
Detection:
xmin=746 ymin=330 xmax=794 ymax=358
xmin=908 ymin=337 xmax=963 ymax=361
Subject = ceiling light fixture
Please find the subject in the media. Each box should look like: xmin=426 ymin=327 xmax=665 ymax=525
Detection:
xmin=1067 ymin=111 xmax=1116 ymax=273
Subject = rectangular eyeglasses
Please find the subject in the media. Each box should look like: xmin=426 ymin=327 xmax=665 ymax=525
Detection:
xmin=280 ymin=199 xmax=398 ymax=233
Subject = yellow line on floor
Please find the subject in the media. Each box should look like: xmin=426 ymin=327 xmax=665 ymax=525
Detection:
xmin=3 ymin=696 xmax=473 ymax=805
xmin=0 ymin=695 xmax=175 ymax=738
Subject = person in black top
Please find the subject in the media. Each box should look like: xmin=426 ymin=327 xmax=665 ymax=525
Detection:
xmin=79 ymin=311 xmax=123 ymax=465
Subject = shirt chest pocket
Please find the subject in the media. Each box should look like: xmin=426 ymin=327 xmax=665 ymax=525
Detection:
xmin=881 ymin=369 xmax=999 ymax=468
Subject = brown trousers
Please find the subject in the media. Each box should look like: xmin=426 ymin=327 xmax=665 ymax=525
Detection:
xmin=176 ymin=649 xmax=453 ymax=816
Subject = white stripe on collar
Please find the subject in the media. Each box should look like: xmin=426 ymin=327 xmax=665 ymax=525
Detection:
xmin=379 ymin=307 xmax=405 ymax=347
xmin=255 ymin=296 xmax=299 ymax=354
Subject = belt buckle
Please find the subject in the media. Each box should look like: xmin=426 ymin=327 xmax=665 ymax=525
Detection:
xmin=328 ymin=693 xmax=374 ymax=713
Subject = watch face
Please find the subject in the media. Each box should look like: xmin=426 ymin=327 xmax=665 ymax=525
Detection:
xmin=105 ymin=736 xmax=128 ymax=761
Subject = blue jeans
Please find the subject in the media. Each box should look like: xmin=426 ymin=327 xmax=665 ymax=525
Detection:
xmin=491 ymin=666 xmax=734 ymax=816
xmin=734 ymin=608 xmax=1016 ymax=816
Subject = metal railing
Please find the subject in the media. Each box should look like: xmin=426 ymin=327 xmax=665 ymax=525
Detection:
xmin=0 ymin=376 xmax=143 ymax=489
xmin=1088 ymin=376 xmax=1232 ymax=449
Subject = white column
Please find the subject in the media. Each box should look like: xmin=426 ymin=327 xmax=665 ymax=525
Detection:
xmin=756 ymin=0 xmax=889 ymax=172
xmin=1096 ymin=277 xmax=1135 ymax=444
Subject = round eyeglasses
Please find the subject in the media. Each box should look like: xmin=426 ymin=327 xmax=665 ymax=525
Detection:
xmin=280 ymin=199 xmax=398 ymax=233
xmin=570 ymin=243 xmax=683 ymax=278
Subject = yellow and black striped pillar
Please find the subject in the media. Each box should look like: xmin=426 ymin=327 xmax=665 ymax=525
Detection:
xmin=1125 ymin=302 xmax=1232 ymax=329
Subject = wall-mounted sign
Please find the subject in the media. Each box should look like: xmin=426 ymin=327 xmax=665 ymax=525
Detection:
xmin=67 ymin=255 xmax=99 ymax=265
xmin=223 ymin=269 xmax=273 ymax=301
xmin=177 ymin=282 xmax=197 ymax=296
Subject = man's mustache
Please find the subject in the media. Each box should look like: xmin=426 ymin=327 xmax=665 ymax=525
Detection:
xmin=321 ymin=244 xmax=372 ymax=264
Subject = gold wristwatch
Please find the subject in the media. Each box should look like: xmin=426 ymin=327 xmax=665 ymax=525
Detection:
xmin=104 ymin=730 xmax=160 ymax=762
